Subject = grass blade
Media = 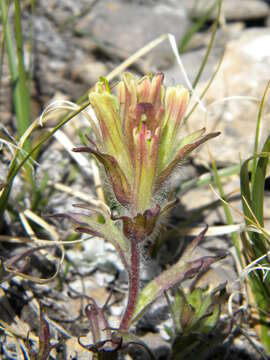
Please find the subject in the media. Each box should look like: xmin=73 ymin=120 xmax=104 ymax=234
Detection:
xmin=192 ymin=0 xmax=222 ymax=88
xmin=14 ymin=0 xmax=31 ymax=150
xmin=210 ymin=150 xmax=242 ymax=264
xmin=251 ymin=81 xmax=270 ymax=186
xmin=179 ymin=0 xmax=218 ymax=53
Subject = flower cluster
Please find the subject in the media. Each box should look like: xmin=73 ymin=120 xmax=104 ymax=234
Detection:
xmin=74 ymin=72 xmax=219 ymax=242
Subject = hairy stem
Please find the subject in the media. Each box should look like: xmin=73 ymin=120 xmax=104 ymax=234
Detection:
xmin=120 ymin=240 xmax=140 ymax=330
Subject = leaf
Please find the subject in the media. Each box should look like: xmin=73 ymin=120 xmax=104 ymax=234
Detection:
xmin=132 ymin=252 xmax=225 ymax=323
xmin=156 ymin=132 xmax=220 ymax=187
xmin=252 ymin=137 xmax=270 ymax=227
xmin=240 ymin=149 xmax=270 ymax=256
xmin=58 ymin=210 xmax=130 ymax=270
xmin=73 ymin=146 xmax=132 ymax=206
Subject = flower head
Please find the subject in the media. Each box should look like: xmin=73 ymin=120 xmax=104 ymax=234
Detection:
xmin=74 ymin=73 xmax=219 ymax=241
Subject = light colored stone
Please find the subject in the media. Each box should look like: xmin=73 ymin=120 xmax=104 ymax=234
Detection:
xmin=71 ymin=60 xmax=108 ymax=85
xmin=182 ymin=0 xmax=269 ymax=21
xmin=66 ymin=236 xmax=125 ymax=275
xmin=75 ymin=0 xmax=190 ymax=69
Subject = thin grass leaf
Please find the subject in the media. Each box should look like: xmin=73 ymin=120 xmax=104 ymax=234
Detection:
xmin=0 ymin=0 xmax=18 ymax=105
xmin=0 ymin=0 xmax=10 ymax=104
xmin=14 ymin=0 xmax=31 ymax=148
xmin=240 ymin=157 xmax=253 ymax=225
xmin=241 ymin=150 xmax=270 ymax=256
xmin=177 ymin=164 xmax=240 ymax=195
xmin=179 ymin=0 xmax=218 ymax=53
xmin=192 ymin=0 xmax=222 ymax=88
xmin=251 ymin=81 xmax=270 ymax=186
xmin=252 ymin=135 xmax=270 ymax=228
xmin=28 ymin=0 xmax=36 ymax=80
xmin=240 ymin=123 xmax=270 ymax=354
xmin=184 ymin=50 xmax=225 ymax=124
xmin=210 ymin=149 xmax=242 ymax=264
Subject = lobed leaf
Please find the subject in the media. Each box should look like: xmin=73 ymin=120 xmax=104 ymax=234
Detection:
xmin=59 ymin=209 xmax=130 ymax=270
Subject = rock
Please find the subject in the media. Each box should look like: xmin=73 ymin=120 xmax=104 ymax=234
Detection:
xmin=71 ymin=59 xmax=108 ymax=85
xmin=181 ymin=0 xmax=269 ymax=22
xmin=66 ymin=236 xmax=125 ymax=274
xmin=75 ymin=0 xmax=190 ymax=69
xmin=169 ymin=28 xmax=270 ymax=166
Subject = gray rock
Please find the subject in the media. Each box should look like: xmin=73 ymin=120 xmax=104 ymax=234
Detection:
xmin=168 ymin=28 xmax=270 ymax=166
xmin=75 ymin=0 xmax=190 ymax=69
xmin=66 ymin=236 xmax=125 ymax=275
xmin=181 ymin=0 xmax=269 ymax=21
xmin=71 ymin=59 xmax=108 ymax=85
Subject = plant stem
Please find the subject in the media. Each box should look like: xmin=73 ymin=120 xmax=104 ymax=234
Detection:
xmin=120 ymin=240 xmax=140 ymax=331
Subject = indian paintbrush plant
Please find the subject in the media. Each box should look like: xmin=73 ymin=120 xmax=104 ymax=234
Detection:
xmin=62 ymin=72 xmax=225 ymax=357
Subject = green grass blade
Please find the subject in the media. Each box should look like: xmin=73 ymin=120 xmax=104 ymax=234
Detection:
xmin=177 ymin=164 xmax=240 ymax=195
xmin=192 ymin=0 xmax=222 ymax=88
xmin=210 ymin=152 xmax=242 ymax=264
xmin=179 ymin=0 xmax=218 ymax=53
xmin=0 ymin=0 xmax=11 ymax=103
xmin=14 ymin=0 xmax=31 ymax=150
xmin=251 ymin=81 xmax=270 ymax=186
xmin=0 ymin=0 xmax=31 ymax=148
xmin=240 ymin=152 xmax=270 ymax=258
xmin=0 ymin=0 xmax=15 ymax=77
xmin=252 ymin=143 xmax=270 ymax=228
xmin=240 ymin=83 xmax=270 ymax=256
xmin=240 ymin=157 xmax=253 ymax=225
xmin=184 ymin=50 xmax=224 ymax=125
xmin=28 ymin=0 xmax=36 ymax=79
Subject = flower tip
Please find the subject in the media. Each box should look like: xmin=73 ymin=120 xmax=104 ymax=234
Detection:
xmin=154 ymin=72 xmax=164 ymax=81
xmin=211 ymin=131 xmax=221 ymax=139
